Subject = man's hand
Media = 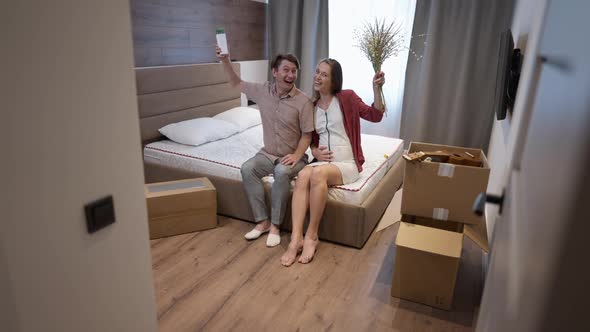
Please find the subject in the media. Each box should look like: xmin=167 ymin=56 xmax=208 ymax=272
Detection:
xmin=215 ymin=45 xmax=230 ymax=63
xmin=312 ymin=146 xmax=333 ymax=162
xmin=280 ymin=153 xmax=303 ymax=168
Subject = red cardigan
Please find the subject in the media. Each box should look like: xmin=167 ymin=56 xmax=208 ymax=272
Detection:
xmin=311 ymin=90 xmax=384 ymax=172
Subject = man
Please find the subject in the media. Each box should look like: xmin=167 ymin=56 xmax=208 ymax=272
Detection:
xmin=216 ymin=47 xmax=314 ymax=247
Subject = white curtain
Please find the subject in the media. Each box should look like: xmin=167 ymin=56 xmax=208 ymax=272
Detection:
xmin=329 ymin=0 xmax=416 ymax=138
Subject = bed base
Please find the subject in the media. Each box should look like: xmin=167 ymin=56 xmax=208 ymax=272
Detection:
xmin=144 ymin=158 xmax=403 ymax=248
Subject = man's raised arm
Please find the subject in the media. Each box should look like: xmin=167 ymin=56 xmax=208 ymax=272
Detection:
xmin=215 ymin=46 xmax=242 ymax=88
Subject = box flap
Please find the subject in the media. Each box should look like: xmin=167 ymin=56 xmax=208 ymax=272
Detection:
xmin=464 ymin=219 xmax=489 ymax=253
xmin=146 ymin=178 xmax=206 ymax=193
xmin=396 ymin=222 xmax=462 ymax=258
xmin=408 ymin=141 xmax=485 ymax=160
xmin=145 ymin=177 xmax=214 ymax=198
xmin=402 ymin=214 xmax=464 ymax=233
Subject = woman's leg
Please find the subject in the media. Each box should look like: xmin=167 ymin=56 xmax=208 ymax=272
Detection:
xmin=281 ymin=166 xmax=313 ymax=266
xmin=299 ymin=164 xmax=343 ymax=263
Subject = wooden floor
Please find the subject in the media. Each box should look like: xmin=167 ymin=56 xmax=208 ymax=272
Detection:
xmin=150 ymin=216 xmax=483 ymax=331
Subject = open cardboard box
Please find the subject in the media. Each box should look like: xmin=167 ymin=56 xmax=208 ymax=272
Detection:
xmin=145 ymin=177 xmax=217 ymax=239
xmin=391 ymin=215 xmax=489 ymax=310
xmin=401 ymin=142 xmax=490 ymax=225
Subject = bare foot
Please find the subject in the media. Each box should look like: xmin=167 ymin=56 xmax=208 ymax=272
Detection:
xmin=281 ymin=240 xmax=303 ymax=267
xmin=298 ymin=236 xmax=319 ymax=264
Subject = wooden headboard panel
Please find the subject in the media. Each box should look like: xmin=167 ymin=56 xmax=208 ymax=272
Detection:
xmin=135 ymin=62 xmax=241 ymax=145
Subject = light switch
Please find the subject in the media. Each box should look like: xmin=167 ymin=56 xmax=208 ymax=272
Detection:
xmin=85 ymin=195 xmax=116 ymax=234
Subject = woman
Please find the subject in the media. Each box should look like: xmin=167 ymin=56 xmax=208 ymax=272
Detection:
xmin=281 ymin=58 xmax=385 ymax=266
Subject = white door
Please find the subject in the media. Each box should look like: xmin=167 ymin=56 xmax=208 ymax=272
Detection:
xmin=476 ymin=0 xmax=590 ymax=331
xmin=2 ymin=1 xmax=158 ymax=331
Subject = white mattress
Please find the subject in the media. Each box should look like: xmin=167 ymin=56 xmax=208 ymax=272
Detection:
xmin=144 ymin=125 xmax=404 ymax=205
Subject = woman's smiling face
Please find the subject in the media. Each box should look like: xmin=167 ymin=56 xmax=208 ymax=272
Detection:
xmin=313 ymin=62 xmax=332 ymax=95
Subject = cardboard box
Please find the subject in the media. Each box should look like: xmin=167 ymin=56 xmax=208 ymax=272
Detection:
xmin=391 ymin=216 xmax=489 ymax=310
xmin=401 ymin=142 xmax=490 ymax=225
xmin=145 ymin=178 xmax=217 ymax=239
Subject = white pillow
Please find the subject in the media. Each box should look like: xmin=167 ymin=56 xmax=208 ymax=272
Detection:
xmin=213 ymin=106 xmax=262 ymax=132
xmin=158 ymin=118 xmax=240 ymax=146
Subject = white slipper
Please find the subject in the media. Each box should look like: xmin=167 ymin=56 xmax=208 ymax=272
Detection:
xmin=244 ymin=227 xmax=270 ymax=240
xmin=266 ymin=233 xmax=281 ymax=247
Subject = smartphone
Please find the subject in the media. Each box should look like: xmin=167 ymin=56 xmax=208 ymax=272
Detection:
xmin=216 ymin=28 xmax=229 ymax=55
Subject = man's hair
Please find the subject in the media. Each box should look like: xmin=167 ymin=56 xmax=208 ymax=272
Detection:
xmin=312 ymin=58 xmax=343 ymax=103
xmin=270 ymin=54 xmax=300 ymax=70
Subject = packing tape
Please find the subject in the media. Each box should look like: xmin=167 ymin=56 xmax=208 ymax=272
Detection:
xmin=437 ymin=163 xmax=455 ymax=178
xmin=432 ymin=208 xmax=449 ymax=221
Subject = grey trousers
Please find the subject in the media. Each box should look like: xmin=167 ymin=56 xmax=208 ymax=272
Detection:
xmin=240 ymin=152 xmax=308 ymax=226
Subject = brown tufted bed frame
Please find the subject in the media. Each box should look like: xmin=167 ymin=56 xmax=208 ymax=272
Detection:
xmin=136 ymin=62 xmax=403 ymax=248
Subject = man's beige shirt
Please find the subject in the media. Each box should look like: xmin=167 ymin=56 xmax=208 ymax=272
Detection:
xmin=242 ymin=81 xmax=314 ymax=161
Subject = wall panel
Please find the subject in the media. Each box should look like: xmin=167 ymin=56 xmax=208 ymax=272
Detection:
xmin=130 ymin=0 xmax=266 ymax=67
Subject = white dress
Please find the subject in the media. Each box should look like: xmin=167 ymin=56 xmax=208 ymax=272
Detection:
xmin=309 ymin=97 xmax=360 ymax=184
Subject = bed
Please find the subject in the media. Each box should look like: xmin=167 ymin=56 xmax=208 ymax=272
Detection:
xmin=137 ymin=63 xmax=404 ymax=248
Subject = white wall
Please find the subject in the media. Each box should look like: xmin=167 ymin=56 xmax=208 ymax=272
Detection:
xmin=485 ymin=0 xmax=546 ymax=238
xmin=1 ymin=1 xmax=158 ymax=331
xmin=237 ymin=60 xmax=269 ymax=105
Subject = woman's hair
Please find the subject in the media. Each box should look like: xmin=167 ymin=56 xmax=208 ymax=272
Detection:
xmin=312 ymin=58 xmax=343 ymax=104
xmin=270 ymin=53 xmax=300 ymax=70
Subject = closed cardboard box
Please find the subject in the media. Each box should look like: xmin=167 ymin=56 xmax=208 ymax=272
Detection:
xmin=391 ymin=216 xmax=489 ymax=310
xmin=401 ymin=142 xmax=490 ymax=225
xmin=145 ymin=178 xmax=217 ymax=239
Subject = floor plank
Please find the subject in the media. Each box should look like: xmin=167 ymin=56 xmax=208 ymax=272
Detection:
xmin=151 ymin=216 xmax=482 ymax=331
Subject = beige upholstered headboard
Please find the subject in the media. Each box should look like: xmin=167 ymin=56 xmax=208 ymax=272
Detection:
xmin=135 ymin=62 xmax=241 ymax=145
